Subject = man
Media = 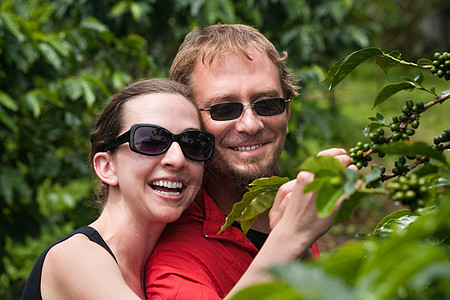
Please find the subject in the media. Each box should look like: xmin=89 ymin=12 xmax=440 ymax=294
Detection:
xmin=145 ymin=24 xmax=352 ymax=299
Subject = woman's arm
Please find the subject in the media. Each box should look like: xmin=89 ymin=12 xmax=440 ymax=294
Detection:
xmin=41 ymin=234 xmax=141 ymax=300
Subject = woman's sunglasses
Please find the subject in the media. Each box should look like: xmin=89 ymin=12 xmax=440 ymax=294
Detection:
xmin=106 ymin=124 xmax=214 ymax=162
xmin=199 ymin=97 xmax=290 ymax=121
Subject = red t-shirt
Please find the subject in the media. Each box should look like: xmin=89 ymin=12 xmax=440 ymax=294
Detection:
xmin=145 ymin=187 xmax=319 ymax=299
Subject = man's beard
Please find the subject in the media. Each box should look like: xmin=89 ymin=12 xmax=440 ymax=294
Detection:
xmin=228 ymin=157 xmax=281 ymax=199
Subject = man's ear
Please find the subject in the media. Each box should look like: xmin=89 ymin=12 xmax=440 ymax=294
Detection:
xmin=93 ymin=152 xmax=118 ymax=186
xmin=285 ymin=103 xmax=291 ymax=134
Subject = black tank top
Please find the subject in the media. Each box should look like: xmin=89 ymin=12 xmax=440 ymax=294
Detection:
xmin=21 ymin=226 xmax=117 ymax=300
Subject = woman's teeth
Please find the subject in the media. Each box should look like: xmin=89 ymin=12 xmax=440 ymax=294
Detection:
xmin=151 ymin=180 xmax=183 ymax=196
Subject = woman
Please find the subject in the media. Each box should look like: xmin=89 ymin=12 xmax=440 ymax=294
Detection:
xmin=22 ymin=78 xmax=214 ymax=299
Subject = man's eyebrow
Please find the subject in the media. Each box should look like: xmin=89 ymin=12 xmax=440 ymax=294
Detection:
xmin=202 ymin=89 xmax=281 ymax=106
xmin=202 ymin=94 xmax=238 ymax=106
xmin=251 ymin=89 xmax=281 ymax=100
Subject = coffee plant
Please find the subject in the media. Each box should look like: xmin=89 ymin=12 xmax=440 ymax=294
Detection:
xmin=224 ymin=48 xmax=450 ymax=299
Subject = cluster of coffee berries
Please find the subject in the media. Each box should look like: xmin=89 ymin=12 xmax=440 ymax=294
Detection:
xmin=433 ymin=128 xmax=450 ymax=149
xmin=349 ymin=142 xmax=372 ymax=169
xmin=430 ymin=51 xmax=450 ymax=80
xmin=387 ymin=173 xmax=428 ymax=210
xmin=391 ymin=155 xmax=415 ymax=175
xmin=390 ymin=99 xmax=424 ymax=141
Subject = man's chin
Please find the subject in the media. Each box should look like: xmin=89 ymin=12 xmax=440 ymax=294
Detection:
xmin=228 ymin=161 xmax=281 ymax=196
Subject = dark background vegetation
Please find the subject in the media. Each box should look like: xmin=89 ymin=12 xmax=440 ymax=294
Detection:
xmin=1 ymin=0 xmax=449 ymax=298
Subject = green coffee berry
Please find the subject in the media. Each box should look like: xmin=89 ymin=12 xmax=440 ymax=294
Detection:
xmin=399 ymin=113 xmax=409 ymax=122
xmin=391 ymin=123 xmax=400 ymax=132
xmin=405 ymin=129 xmax=415 ymax=136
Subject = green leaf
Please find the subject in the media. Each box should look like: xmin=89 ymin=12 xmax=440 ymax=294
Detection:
xmin=0 ymin=11 xmax=25 ymax=42
xmin=363 ymin=166 xmax=383 ymax=183
xmin=38 ymin=43 xmax=62 ymax=71
xmin=323 ymin=57 xmax=344 ymax=86
xmin=343 ymin=168 xmax=358 ymax=195
xmin=64 ymin=78 xmax=83 ymax=101
xmin=367 ymin=112 xmax=386 ymax=124
xmin=374 ymin=50 xmax=401 ymax=73
xmin=81 ymin=79 xmax=96 ymax=108
xmin=204 ymin=0 xmax=219 ymax=23
xmin=356 ymin=237 xmax=448 ymax=299
xmin=270 ymin=262 xmax=356 ymax=300
xmin=407 ymin=262 xmax=450 ymax=294
xmin=372 ymin=81 xmax=415 ymax=109
xmin=0 ymin=169 xmax=14 ymax=206
xmin=35 ymin=88 xmax=63 ymax=107
xmin=237 ymin=189 xmax=278 ymax=233
xmin=303 ymin=174 xmax=333 ymax=193
xmin=217 ymin=176 xmax=289 ymax=234
xmin=0 ymin=91 xmax=18 ymax=111
xmin=316 ymin=183 xmax=345 ymax=217
xmin=362 ymin=122 xmax=383 ymax=136
xmin=299 ymin=155 xmax=347 ymax=174
xmin=230 ymin=282 xmax=301 ymax=300
xmin=326 ymin=47 xmax=384 ymax=90
xmin=417 ymin=58 xmax=432 ymax=68
xmin=373 ymin=209 xmax=419 ymax=238
xmin=46 ymin=35 xmax=71 ymax=57
xmin=379 ymin=141 xmax=447 ymax=164
xmin=24 ymin=92 xmax=41 ymax=118
xmin=80 ymin=17 xmax=108 ymax=33
xmin=413 ymin=70 xmax=424 ymax=85
xmin=110 ymin=1 xmax=128 ymax=17
xmin=334 ymin=191 xmax=365 ymax=222
xmin=0 ymin=108 xmax=18 ymax=132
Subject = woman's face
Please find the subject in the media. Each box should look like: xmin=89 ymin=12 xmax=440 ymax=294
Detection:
xmin=109 ymin=93 xmax=204 ymax=224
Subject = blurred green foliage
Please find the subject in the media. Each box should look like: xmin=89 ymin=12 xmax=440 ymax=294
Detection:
xmin=0 ymin=0 xmax=447 ymax=298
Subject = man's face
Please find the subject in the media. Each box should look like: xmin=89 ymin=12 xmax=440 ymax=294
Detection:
xmin=190 ymin=48 xmax=290 ymax=187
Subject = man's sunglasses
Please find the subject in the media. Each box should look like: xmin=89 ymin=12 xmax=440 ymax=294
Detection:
xmin=199 ymin=97 xmax=290 ymax=121
xmin=106 ymin=124 xmax=215 ymax=162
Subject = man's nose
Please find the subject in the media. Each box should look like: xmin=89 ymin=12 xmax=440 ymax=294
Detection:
xmin=234 ymin=106 xmax=264 ymax=135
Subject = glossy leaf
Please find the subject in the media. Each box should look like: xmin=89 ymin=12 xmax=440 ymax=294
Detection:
xmin=372 ymin=209 xmax=419 ymax=238
xmin=367 ymin=112 xmax=386 ymax=124
xmin=0 ymin=108 xmax=18 ymax=132
xmin=81 ymin=79 xmax=96 ymax=108
xmin=374 ymin=50 xmax=401 ymax=73
xmin=24 ymin=92 xmax=41 ymax=118
xmin=299 ymin=155 xmax=347 ymax=174
xmin=417 ymin=58 xmax=433 ymax=68
xmin=325 ymin=47 xmax=384 ymax=90
xmin=270 ymin=262 xmax=356 ymax=300
xmin=333 ymin=191 xmax=365 ymax=223
xmin=0 ymin=91 xmax=18 ymax=111
xmin=362 ymin=122 xmax=383 ymax=136
xmin=315 ymin=183 xmax=346 ymax=217
xmin=230 ymin=282 xmax=301 ymax=300
xmin=0 ymin=11 xmax=25 ymax=41
xmin=372 ymin=81 xmax=416 ymax=109
xmin=379 ymin=141 xmax=447 ymax=164
xmin=217 ymin=176 xmax=289 ymax=234
xmin=38 ymin=43 xmax=62 ymax=71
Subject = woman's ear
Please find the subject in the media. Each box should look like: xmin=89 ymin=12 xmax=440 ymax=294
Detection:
xmin=93 ymin=152 xmax=118 ymax=186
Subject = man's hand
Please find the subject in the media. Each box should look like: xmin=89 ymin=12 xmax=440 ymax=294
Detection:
xmin=269 ymin=148 xmax=355 ymax=231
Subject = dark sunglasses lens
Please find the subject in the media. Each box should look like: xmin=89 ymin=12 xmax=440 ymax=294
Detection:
xmin=210 ymin=102 xmax=243 ymax=121
xmin=254 ymin=98 xmax=286 ymax=116
xmin=133 ymin=126 xmax=170 ymax=155
xmin=179 ymin=131 xmax=214 ymax=161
